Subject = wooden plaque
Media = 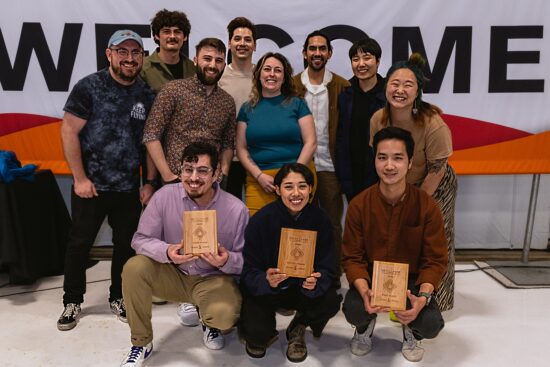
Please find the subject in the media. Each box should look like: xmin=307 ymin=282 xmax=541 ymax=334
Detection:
xmin=182 ymin=210 xmax=218 ymax=255
xmin=371 ymin=260 xmax=409 ymax=311
xmin=277 ymin=228 xmax=317 ymax=278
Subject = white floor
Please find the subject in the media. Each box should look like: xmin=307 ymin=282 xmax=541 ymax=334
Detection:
xmin=1 ymin=262 xmax=549 ymax=367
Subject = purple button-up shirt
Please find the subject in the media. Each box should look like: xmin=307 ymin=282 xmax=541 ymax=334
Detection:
xmin=132 ymin=183 xmax=249 ymax=276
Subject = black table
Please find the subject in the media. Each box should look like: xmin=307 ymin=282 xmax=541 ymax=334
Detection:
xmin=0 ymin=170 xmax=70 ymax=284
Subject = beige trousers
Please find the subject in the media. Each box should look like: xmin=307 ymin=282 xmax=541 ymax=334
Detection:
xmin=122 ymin=255 xmax=241 ymax=346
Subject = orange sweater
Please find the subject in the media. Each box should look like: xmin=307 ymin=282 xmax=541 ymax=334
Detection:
xmin=342 ymin=183 xmax=448 ymax=290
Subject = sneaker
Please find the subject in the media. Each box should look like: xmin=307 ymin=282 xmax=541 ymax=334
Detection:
xmin=57 ymin=303 xmax=82 ymax=331
xmin=286 ymin=321 xmax=307 ymax=363
xmin=120 ymin=342 xmax=153 ymax=367
xmin=202 ymin=324 xmax=225 ymax=350
xmin=110 ymin=298 xmax=128 ymax=323
xmin=402 ymin=325 xmax=424 ymax=362
xmin=350 ymin=318 xmax=376 ymax=356
xmin=177 ymin=302 xmax=200 ymax=326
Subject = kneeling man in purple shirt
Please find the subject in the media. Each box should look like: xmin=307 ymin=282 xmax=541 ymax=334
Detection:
xmin=120 ymin=142 xmax=249 ymax=367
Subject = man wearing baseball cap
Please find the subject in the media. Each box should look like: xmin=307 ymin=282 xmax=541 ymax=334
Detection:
xmin=57 ymin=30 xmax=156 ymax=331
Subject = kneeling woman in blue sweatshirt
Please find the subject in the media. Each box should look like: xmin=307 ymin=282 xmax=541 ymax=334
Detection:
xmin=239 ymin=163 xmax=342 ymax=362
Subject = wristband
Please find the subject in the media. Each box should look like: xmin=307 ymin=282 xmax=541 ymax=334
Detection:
xmin=255 ymin=172 xmax=263 ymax=180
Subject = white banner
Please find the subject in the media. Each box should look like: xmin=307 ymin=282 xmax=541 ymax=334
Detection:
xmin=1 ymin=0 xmax=549 ymax=134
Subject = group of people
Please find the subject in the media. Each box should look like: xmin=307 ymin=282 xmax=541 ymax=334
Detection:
xmin=56 ymin=8 xmax=456 ymax=367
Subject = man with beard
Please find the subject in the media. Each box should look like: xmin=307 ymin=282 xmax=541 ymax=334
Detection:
xmin=143 ymin=38 xmax=236 ymax=186
xmin=172 ymin=16 xmax=256 ymax=328
xmin=57 ymin=30 xmax=156 ymax=331
xmin=140 ymin=9 xmax=195 ymax=93
xmin=293 ymin=30 xmax=350 ymax=286
xmin=219 ymin=17 xmax=256 ymax=201
xmin=335 ymin=37 xmax=386 ymax=201
xmin=120 ymin=142 xmax=249 ymax=366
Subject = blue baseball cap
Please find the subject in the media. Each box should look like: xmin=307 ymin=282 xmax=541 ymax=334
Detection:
xmin=108 ymin=30 xmax=143 ymax=48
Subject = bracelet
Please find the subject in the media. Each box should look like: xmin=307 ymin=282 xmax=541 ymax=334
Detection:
xmin=255 ymin=172 xmax=263 ymax=180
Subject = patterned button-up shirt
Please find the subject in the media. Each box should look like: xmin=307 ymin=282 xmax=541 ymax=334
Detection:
xmin=143 ymin=75 xmax=236 ymax=175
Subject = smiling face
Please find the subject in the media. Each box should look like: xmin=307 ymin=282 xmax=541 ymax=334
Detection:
xmin=229 ymin=27 xmax=256 ymax=62
xmin=386 ymin=68 xmax=418 ymax=111
xmin=259 ymin=56 xmax=284 ymax=97
xmin=156 ymin=26 xmax=187 ymax=53
xmin=276 ymin=171 xmax=312 ymax=216
xmin=303 ymin=35 xmax=332 ymax=72
xmin=180 ymin=154 xmax=218 ymax=203
xmin=374 ymin=139 xmax=412 ymax=188
xmin=350 ymin=49 xmax=379 ymax=83
xmin=106 ymin=39 xmax=143 ymax=85
xmin=194 ymin=46 xmax=226 ymax=86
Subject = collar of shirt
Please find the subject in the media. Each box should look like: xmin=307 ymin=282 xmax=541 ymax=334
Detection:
xmin=301 ymin=67 xmax=333 ymax=94
xmin=191 ymin=74 xmax=219 ymax=96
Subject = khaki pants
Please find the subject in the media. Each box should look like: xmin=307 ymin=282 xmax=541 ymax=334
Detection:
xmin=122 ymin=255 xmax=241 ymax=346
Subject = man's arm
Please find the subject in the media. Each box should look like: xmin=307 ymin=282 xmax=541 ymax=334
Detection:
xmin=145 ymin=141 xmax=178 ymax=183
xmin=60 ymin=112 xmax=97 ymax=198
xmin=220 ymin=148 xmax=233 ymax=177
xmin=140 ymin=151 xmax=158 ymax=205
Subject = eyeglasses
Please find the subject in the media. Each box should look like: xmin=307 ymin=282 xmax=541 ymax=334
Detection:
xmin=110 ymin=48 xmax=144 ymax=58
xmin=181 ymin=165 xmax=213 ymax=178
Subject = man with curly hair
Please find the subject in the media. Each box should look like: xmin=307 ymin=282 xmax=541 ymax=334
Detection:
xmin=140 ymin=9 xmax=195 ymax=92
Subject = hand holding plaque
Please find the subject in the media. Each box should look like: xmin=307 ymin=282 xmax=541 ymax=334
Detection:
xmin=371 ymin=260 xmax=409 ymax=311
xmin=182 ymin=210 xmax=218 ymax=255
xmin=277 ymin=228 xmax=317 ymax=278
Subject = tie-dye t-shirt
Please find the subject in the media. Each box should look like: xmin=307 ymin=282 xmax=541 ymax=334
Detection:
xmin=63 ymin=68 xmax=155 ymax=192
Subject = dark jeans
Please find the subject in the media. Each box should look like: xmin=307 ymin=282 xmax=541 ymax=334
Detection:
xmin=62 ymin=190 xmax=141 ymax=305
xmin=342 ymin=279 xmax=444 ymax=340
xmin=239 ymin=285 xmax=342 ymax=347
xmin=226 ymin=161 xmax=246 ymax=201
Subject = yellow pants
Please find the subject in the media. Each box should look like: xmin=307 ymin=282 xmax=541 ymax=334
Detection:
xmin=245 ymin=162 xmax=317 ymax=217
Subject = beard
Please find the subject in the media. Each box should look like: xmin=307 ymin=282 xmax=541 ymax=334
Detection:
xmin=308 ymin=56 xmax=327 ymax=72
xmin=196 ymin=64 xmax=223 ymax=86
xmin=111 ymin=62 xmax=140 ymax=82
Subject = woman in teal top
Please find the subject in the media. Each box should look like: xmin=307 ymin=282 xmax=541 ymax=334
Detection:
xmin=236 ymin=52 xmax=316 ymax=215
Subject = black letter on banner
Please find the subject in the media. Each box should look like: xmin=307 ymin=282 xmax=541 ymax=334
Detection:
xmin=95 ymin=24 xmax=151 ymax=70
xmin=0 ymin=23 xmax=82 ymax=91
xmin=256 ymin=24 xmax=294 ymax=47
xmin=320 ymin=25 xmax=369 ymax=42
xmin=489 ymin=26 xmax=544 ymax=93
xmin=392 ymin=27 xmax=472 ymax=93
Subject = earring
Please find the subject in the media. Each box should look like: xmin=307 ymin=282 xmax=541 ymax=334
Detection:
xmin=412 ymin=100 xmax=418 ymax=115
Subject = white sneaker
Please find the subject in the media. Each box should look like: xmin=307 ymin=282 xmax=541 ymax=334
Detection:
xmin=120 ymin=342 xmax=153 ymax=367
xmin=402 ymin=325 xmax=424 ymax=362
xmin=177 ymin=302 xmax=200 ymax=326
xmin=202 ymin=324 xmax=225 ymax=350
xmin=350 ymin=318 xmax=375 ymax=356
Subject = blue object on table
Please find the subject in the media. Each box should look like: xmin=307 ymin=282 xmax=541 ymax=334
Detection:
xmin=0 ymin=150 xmax=37 ymax=183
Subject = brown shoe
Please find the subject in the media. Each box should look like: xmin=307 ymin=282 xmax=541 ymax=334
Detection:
xmin=246 ymin=342 xmax=267 ymax=358
xmin=286 ymin=322 xmax=307 ymax=363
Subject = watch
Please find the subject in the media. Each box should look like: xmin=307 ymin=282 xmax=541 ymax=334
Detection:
xmin=418 ymin=291 xmax=432 ymax=305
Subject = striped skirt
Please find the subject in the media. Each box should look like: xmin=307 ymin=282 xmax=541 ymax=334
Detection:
xmin=432 ymin=164 xmax=458 ymax=311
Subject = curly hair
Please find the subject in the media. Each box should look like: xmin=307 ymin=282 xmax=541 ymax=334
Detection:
xmin=150 ymin=9 xmax=191 ymax=45
xmin=248 ymin=52 xmax=296 ymax=108
xmin=381 ymin=52 xmax=442 ymax=126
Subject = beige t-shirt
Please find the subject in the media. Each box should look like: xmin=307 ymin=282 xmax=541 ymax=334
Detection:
xmin=218 ymin=64 xmax=254 ymax=114
xmin=370 ymin=110 xmax=453 ymax=185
